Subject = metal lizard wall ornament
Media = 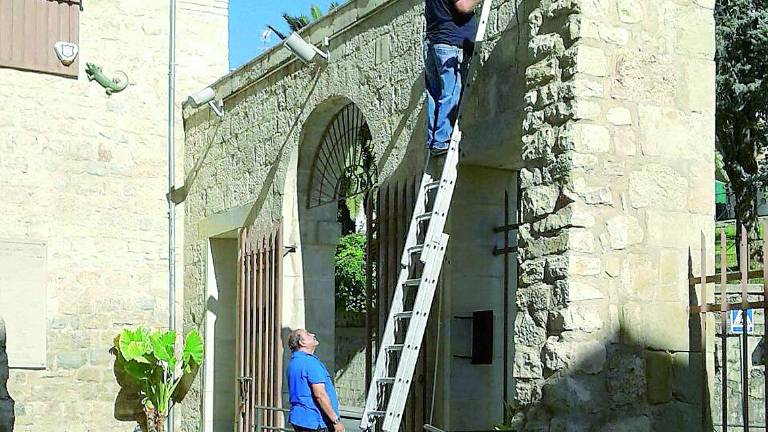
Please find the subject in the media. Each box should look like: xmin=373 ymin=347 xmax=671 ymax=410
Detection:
xmin=86 ymin=63 xmax=129 ymax=95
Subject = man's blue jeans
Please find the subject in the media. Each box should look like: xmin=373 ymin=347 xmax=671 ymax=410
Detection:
xmin=425 ymin=42 xmax=467 ymax=150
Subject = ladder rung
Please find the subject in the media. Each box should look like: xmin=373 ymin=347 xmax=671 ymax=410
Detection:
xmin=368 ymin=410 xmax=386 ymax=417
xmin=404 ymin=278 xmax=420 ymax=287
xmin=415 ymin=212 xmax=433 ymax=222
xmin=394 ymin=311 xmax=413 ymax=320
xmin=424 ymin=180 xmax=440 ymax=191
xmin=378 ymin=377 xmax=395 ymax=384
xmin=385 ymin=344 xmax=404 ymax=352
xmin=408 ymin=244 xmax=424 ymax=254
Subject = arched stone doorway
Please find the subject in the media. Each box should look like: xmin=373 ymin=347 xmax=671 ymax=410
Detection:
xmin=282 ymin=98 xmax=378 ymax=412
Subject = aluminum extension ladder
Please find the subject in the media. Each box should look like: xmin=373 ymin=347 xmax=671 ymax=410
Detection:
xmin=360 ymin=1 xmax=494 ymax=430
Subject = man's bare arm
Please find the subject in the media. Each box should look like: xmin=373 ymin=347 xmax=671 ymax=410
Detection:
xmin=454 ymin=0 xmax=481 ymax=14
xmin=310 ymin=383 xmax=340 ymax=423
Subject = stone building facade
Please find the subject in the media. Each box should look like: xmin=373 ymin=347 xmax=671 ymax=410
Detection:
xmin=181 ymin=0 xmax=715 ymax=430
xmin=0 ymin=1 xmax=228 ymax=430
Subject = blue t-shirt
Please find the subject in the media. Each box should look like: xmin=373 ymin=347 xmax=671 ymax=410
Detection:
xmin=425 ymin=0 xmax=478 ymax=48
xmin=287 ymin=351 xmax=340 ymax=429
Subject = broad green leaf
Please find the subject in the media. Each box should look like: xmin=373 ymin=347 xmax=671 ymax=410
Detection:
xmin=119 ymin=328 xmax=151 ymax=363
xmin=149 ymin=330 xmax=177 ymax=369
xmin=182 ymin=330 xmax=204 ymax=371
xmin=123 ymin=359 xmax=152 ymax=381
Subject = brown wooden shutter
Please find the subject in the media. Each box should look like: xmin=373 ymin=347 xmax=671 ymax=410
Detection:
xmin=0 ymin=0 xmax=80 ymax=77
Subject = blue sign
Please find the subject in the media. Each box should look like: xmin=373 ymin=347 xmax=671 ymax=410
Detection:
xmin=730 ymin=309 xmax=754 ymax=334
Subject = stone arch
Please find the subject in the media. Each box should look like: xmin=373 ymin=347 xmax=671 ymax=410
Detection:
xmin=281 ymin=97 xmax=377 ymax=408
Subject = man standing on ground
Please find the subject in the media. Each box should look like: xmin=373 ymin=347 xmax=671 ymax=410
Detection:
xmin=425 ymin=0 xmax=482 ymax=154
xmin=287 ymin=329 xmax=344 ymax=432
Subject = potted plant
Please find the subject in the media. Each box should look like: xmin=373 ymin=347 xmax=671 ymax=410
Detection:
xmin=112 ymin=327 xmax=203 ymax=432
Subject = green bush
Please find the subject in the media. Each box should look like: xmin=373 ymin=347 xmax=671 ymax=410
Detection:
xmin=335 ymin=233 xmax=371 ymax=313
xmin=112 ymin=327 xmax=203 ymax=432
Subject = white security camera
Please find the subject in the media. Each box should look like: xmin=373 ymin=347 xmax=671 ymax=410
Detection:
xmin=266 ymin=25 xmax=329 ymax=65
xmin=284 ymin=32 xmax=329 ymax=64
xmin=187 ymin=87 xmax=224 ymax=118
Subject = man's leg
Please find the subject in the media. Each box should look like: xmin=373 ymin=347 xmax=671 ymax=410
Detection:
xmin=424 ymin=42 xmax=440 ymax=149
xmin=430 ymin=44 xmax=463 ymax=152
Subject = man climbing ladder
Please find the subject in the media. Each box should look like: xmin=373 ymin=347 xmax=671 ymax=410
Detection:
xmin=425 ymin=0 xmax=482 ymax=155
xmin=360 ymin=0 xmax=493 ymax=430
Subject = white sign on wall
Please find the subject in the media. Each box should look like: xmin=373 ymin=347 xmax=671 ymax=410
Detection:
xmin=0 ymin=240 xmax=47 ymax=368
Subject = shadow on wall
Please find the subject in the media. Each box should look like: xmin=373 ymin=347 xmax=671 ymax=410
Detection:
xmin=493 ymin=250 xmax=710 ymax=431
xmin=0 ymin=319 xmax=14 ymax=432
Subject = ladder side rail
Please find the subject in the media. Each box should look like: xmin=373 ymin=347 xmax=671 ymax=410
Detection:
xmin=360 ymin=173 xmax=432 ymax=428
xmin=382 ymin=235 xmax=450 ymax=432
xmin=419 ymin=147 xmax=459 ymax=263
xmin=401 ymin=172 xmax=435 ymax=267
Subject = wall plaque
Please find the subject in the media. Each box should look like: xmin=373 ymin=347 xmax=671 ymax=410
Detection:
xmin=0 ymin=240 xmax=46 ymax=369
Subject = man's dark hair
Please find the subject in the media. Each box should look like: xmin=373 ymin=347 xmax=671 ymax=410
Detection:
xmin=288 ymin=329 xmax=304 ymax=352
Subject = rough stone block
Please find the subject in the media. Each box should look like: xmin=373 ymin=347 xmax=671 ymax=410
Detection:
xmin=513 ymin=345 xmax=544 ymax=379
xmin=645 ymin=211 xmax=692 ymax=248
xmin=643 ymin=302 xmax=690 ymax=351
xmin=559 ymin=123 xmax=610 ymax=154
xmin=514 ymin=312 xmax=547 ymax=347
xmin=673 ymin=6 xmax=715 ymax=58
xmin=542 ymin=374 xmax=606 ymax=414
xmin=529 ymin=34 xmax=565 ymax=62
xmin=526 ymin=56 xmax=560 ymax=88
xmin=573 ymin=45 xmax=608 ymax=77
xmin=605 ymin=215 xmax=643 ymax=250
xmin=568 ymin=254 xmax=602 ymax=276
xmin=617 ymin=0 xmax=643 ymax=23
xmin=644 ymin=350 xmax=673 ymax=404
xmin=554 ymin=279 xmax=604 ymax=304
xmin=599 ymin=25 xmax=630 ymax=46
xmin=522 ymin=185 xmax=560 ymax=218
xmin=629 ymin=164 xmax=688 ymax=210
xmin=606 ymin=107 xmax=632 ymax=125
xmin=57 ymin=351 xmax=87 ymax=370
xmin=549 ymin=304 xmax=604 ymax=334
xmin=638 ymin=105 xmax=709 ymax=158
xmin=613 ymin=128 xmax=637 ymax=156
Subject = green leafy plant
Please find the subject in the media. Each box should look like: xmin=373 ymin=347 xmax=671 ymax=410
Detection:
xmin=112 ymin=328 xmax=203 ymax=432
xmin=335 ymin=233 xmax=370 ymax=313
xmin=283 ymin=2 xmax=341 ymax=32
xmin=715 ymin=0 xmax=768 ymax=251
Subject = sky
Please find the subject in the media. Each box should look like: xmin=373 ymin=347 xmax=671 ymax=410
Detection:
xmin=229 ymin=0 xmax=337 ymax=71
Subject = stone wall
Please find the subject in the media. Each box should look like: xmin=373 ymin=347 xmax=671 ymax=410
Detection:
xmin=181 ymin=0 xmax=530 ymax=428
xmin=0 ymin=1 xmax=228 ymax=430
xmin=182 ymin=0 xmax=715 ymax=430
xmin=512 ymin=0 xmax=715 ymax=429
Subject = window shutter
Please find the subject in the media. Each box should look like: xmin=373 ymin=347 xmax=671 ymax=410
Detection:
xmin=0 ymin=0 xmax=80 ymax=77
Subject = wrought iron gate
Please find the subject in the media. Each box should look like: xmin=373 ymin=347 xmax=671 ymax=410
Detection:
xmin=690 ymin=225 xmax=768 ymax=431
xmin=374 ymin=175 xmax=437 ymax=430
xmin=237 ymin=221 xmax=284 ymax=432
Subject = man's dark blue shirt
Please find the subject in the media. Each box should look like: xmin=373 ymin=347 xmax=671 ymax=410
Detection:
xmin=287 ymin=350 xmax=340 ymax=429
xmin=425 ymin=0 xmax=478 ymax=48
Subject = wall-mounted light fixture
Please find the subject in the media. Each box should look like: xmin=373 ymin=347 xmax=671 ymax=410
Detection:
xmin=187 ymin=87 xmax=224 ymax=118
xmin=267 ymin=25 xmax=329 ymax=64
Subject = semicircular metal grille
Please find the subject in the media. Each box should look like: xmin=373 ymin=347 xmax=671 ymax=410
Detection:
xmin=308 ymin=103 xmax=377 ymax=208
